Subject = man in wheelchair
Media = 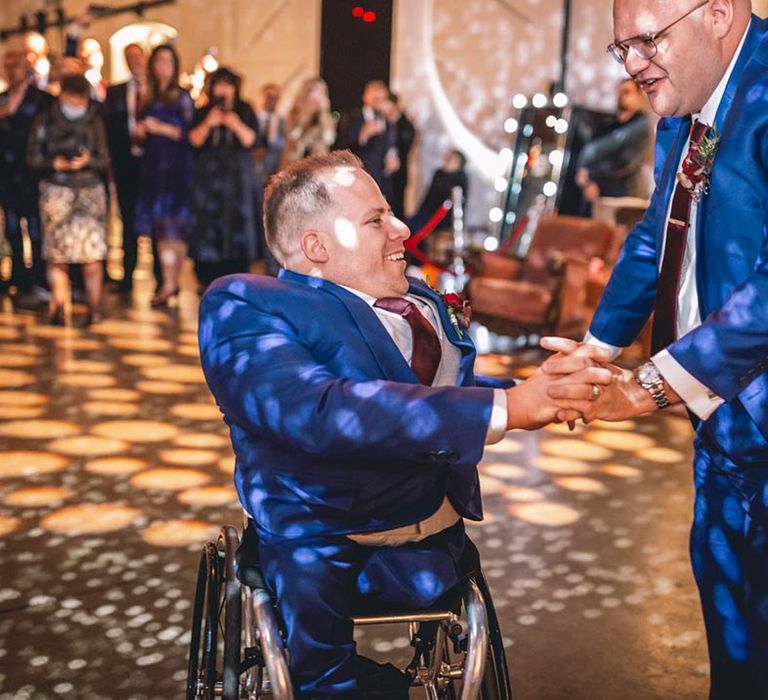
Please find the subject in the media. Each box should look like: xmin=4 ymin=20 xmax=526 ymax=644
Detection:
xmin=197 ymin=150 xmax=608 ymax=698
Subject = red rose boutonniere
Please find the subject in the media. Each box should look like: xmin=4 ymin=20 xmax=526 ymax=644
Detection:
xmin=677 ymin=126 xmax=719 ymax=203
xmin=440 ymin=292 xmax=472 ymax=338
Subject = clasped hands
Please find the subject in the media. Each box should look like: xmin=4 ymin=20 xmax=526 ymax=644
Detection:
xmin=506 ymin=336 xmax=657 ymax=431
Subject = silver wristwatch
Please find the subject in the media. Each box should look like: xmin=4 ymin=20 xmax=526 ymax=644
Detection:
xmin=634 ymin=361 xmax=670 ymax=409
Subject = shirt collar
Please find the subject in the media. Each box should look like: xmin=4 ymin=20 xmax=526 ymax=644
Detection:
xmin=696 ymin=19 xmax=751 ymax=126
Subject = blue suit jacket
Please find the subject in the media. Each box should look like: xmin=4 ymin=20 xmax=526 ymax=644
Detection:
xmin=199 ymin=271 xmax=499 ymax=539
xmin=590 ymin=16 xmax=768 ymax=463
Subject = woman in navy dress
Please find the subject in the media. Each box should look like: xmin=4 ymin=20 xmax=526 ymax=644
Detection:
xmin=134 ymin=44 xmax=193 ymax=307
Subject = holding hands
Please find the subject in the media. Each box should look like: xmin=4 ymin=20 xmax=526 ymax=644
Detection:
xmin=538 ymin=337 xmax=672 ymax=424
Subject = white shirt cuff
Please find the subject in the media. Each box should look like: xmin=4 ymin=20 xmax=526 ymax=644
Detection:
xmin=652 ymin=349 xmax=724 ymax=420
xmin=583 ymin=331 xmax=623 ymax=361
xmin=485 ymin=389 xmax=508 ymax=444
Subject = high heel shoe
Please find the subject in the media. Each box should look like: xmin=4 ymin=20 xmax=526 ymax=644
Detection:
xmin=84 ymin=310 xmax=103 ymax=326
xmin=150 ymin=287 xmax=179 ymax=308
xmin=50 ymin=305 xmax=65 ymax=326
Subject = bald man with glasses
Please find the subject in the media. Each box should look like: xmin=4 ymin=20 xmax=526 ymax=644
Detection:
xmin=543 ymin=1 xmax=768 ymax=697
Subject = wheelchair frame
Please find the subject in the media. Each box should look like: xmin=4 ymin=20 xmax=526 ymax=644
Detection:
xmin=187 ymin=526 xmax=512 ymax=699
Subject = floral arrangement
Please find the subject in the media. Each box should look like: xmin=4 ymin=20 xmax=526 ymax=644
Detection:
xmin=440 ymin=292 xmax=472 ymax=338
xmin=677 ymin=125 xmax=719 ymax=203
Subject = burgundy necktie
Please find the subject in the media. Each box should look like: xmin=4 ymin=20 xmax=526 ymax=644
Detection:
xmin=651 ymin=119 xmax=710 ymax=354
xmin=374 ymin=297 xmax=442 ymax=385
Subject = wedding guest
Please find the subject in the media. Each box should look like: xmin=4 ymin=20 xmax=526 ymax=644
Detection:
xmin=280 ymin=77 xmax=336 ymax=167
xmin=26 ymin=74 xmax=110 ymax=325
xmin=134 ymin=44 xmax=193 ymax=307
xmin=198 ymin=150 xmax=605 ymax=697
xmin=188 ymin=67 xmax=258 ymax=289
xmin=339 ymin=80 xmax=398 ymax=201
xmin=0 ymin=44 xmax=54 ymax=306
xmin=575 ymin=77 xmax=652 ymax=213
xmin=102 ymin=43 xmax=148 ymax=292
xmin=382 ymin=92 xmax=416 ymax=220
xmin=546 ymin=1 xmax=768 ymax=696
xmin=407 ymin=149 xmax=468 ymax=237
xmin=252 ymin=82 xmax=285 ymax=268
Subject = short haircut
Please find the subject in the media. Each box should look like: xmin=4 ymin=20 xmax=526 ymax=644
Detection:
xmin=60 ymin=74 xmax=91 ymax=98
xmin=264 ymin=150 xmax=363 ymax=266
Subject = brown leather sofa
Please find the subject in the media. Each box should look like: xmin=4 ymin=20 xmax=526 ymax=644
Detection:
xmin=466 ymin=215 xmax=626 ymax=339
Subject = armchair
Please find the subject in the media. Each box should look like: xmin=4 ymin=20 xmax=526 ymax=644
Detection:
xmin=466 ymin=215 xmax=626 ymax=339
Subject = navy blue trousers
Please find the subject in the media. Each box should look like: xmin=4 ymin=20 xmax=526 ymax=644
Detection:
xmin=690 ymin=447 xmax=768 ymax=699
xmin=249 ymin=521 xmax=472 ymax=700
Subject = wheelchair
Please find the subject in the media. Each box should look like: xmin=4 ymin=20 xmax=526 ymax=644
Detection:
xmin=187 ymin=525 xmax=512 ymax=699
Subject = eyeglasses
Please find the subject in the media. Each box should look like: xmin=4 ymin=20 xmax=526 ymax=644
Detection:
xmin=607 ymin=0 xmax=709 ymax=64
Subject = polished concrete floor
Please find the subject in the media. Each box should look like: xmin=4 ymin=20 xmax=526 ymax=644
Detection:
xmin=0 ymin=264 xmax=708 ymax=699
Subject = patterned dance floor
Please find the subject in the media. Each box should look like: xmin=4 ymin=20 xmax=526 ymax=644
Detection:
xmin=0 ymin=282 xmax=708 ymax=699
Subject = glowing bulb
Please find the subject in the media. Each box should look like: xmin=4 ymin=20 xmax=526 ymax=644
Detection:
xmin=504 ymin=117 xmax=518 ymax=134
xmin=522 ymin=124 xmax=534 ymax=137
xmin=548 ymin=150 xmax=564 ymax=167
xmin=489 ymin=207 xmax=503 ymax=223
xmin=494 ymin=177 xmax=508 ymax=192
xmin=484 ymin=237 xmax=500 ymax=252
xmin=543 ymin=181 xmax=558 ymax=197
xmin=499 ymin=147 xmax=513 ymax=161
xmin=26 ymin=32 xmax=47 ymax=56
xmin=554 ymin=119 xmax=569 ymax=134
xmin=545 ymin=115 xmax=557 ymax=128
xmin=202 ymin=54 xmax=218 ymax=73
xmin=553 ymin=92 xmax=568 ymax=107
xmin=505 ymin=211 xmax=517 ymax=224
xmin=35 ymin=56 xmax=50 ymax=77
xmin=512 ymin=94 xmax=527 ymax=109
xmin=532 ymin=93 xmax=547 ymax=108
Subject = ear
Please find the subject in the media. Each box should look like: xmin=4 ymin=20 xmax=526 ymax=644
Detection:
xmin=707 ymin=0 xmax=735 ymax=40
xmin=299 ymin=230 xmax=329 ymax=264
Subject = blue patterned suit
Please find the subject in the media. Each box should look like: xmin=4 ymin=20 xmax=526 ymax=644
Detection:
xmin=589 ymin=17 xmax=768 ymax=699
xmin=199 ymin=270 xmax=502 ymax=697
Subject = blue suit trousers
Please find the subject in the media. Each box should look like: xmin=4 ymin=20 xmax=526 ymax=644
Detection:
xmin=690 ymin=446 xmax=768 ymax=699
xmin=252 ymin=521 xmax=472 ymax=700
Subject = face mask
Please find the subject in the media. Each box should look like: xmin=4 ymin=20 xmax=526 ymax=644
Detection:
xmin=61 ymin=103 xmax=87 ymax=121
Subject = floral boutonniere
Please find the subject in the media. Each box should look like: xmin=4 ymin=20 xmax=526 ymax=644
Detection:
xmin=440 ymin=292 xmax=472 ymax=338
xmin=677 ymin=125 xmax=719 ymax=203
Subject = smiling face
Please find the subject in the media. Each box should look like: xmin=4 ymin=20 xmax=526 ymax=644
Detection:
xmin=311 ymin=167 xmax=410 ymax=298
xmin=613 ymin=0 xmax=727 ymax=117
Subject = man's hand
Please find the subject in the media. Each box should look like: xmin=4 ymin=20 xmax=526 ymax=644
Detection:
xmin=540 ymin=337 xmax=658 ymax=423
xmin=505 ymin=360 xmax=614 ymax=431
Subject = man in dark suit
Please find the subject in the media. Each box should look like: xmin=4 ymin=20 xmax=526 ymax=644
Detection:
xmin=252 ymin=82 xmax=285 ymax=270
xmin=0 ymin=45 xmax=53 ymax=304
xmin=101 ymin=43 xmax=147 ymax=292
xmin=340 ymin=80 xmax=398 ymax=201
xmin=575 ymin=77 xmax=652 ymax=211
xmin=199 ymin=150 xmax=604 ymax=697
xmin=546 ymin=1 xmax=768 ymax=697
xmin=383 ymin=92 xmax=416 ymax=220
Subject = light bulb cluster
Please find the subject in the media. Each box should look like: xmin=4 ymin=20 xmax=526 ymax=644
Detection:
xmin=488 ymin=90 xmax=571 ymax=227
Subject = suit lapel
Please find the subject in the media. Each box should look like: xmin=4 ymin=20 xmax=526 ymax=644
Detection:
xmin=408 ymin=279 xmax=477 ymax=386
xmin=278 ymin=270 xmax=417 ymax=383
xmin=696 ymin=16 xmax=767 ymax=312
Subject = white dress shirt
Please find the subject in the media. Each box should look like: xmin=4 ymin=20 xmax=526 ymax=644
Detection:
xmin=586 ymin=22 xmax=750 ymax=420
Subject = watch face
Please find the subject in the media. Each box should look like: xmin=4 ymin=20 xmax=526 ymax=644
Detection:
xmin=637 ymin=364 xmax=656 ymax=384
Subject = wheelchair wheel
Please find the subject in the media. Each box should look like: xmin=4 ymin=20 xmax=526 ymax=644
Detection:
xmin=186 ymin=527 xmax=242 ymax=700
xmin=187 ymin=541 xmax=219 ymax=700
xmin=475 ymin=572 xmax=512 ymax=700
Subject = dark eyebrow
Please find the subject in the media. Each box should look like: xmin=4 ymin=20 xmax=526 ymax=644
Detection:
xmin=363 ymin=207 xmax=387 ymax=219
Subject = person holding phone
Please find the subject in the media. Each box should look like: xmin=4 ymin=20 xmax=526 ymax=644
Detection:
xmin=26 ymin=74 xmax=110 ymax=325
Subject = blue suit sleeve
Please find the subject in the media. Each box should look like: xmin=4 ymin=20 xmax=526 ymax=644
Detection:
xmin=587 ymin=200 xmax=660 ymax=347
xmin=199 ymin=287 xmax=495 ymax=467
